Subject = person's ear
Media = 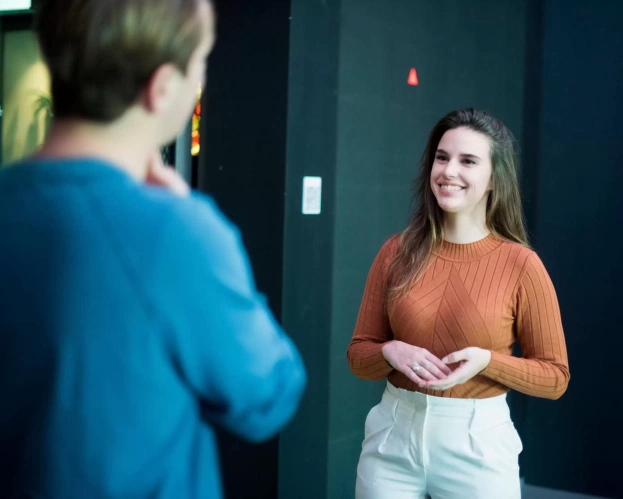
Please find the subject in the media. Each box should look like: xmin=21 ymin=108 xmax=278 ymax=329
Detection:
xmin=142 ymin=63 xmax=181 ymax=114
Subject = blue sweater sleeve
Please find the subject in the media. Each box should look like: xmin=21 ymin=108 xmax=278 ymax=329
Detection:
xmin=154 ymin=193 xmax=306 ymax=443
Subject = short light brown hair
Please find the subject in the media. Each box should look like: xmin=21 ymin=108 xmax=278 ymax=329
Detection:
xmin=36 ymin=0 xmax=207 ymax=122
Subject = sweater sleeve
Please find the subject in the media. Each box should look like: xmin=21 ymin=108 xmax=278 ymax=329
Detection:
xmin=347 ymin=236 xmax=399 ymax=381
xmin=155 ymin=194 xmax=306 ymax=442
xmin=481 ymin=252 xmax=570 ymax=400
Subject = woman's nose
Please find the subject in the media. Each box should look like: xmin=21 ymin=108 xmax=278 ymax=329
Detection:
xmin=443 ymin=160 xmax=459 ymax=178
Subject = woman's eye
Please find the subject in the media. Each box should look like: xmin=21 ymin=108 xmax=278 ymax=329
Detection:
xmin=435 ymin=155 xmax=447 ymax=161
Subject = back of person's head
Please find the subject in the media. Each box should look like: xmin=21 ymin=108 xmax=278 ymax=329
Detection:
xmin=36 ymin=0 xmax=213 ymax=124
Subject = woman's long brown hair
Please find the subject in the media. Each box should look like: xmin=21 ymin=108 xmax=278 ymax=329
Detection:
xmin=388 ymin=108 xmax=530 ymax=300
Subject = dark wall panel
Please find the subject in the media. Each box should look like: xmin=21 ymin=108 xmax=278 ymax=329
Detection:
xmin=521 ymin=1 xmax=623 ymax=497
xmin=278 ymin=0 xmax=341 ymax=498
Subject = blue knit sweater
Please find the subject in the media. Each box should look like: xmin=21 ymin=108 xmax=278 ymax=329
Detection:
xmin=0 ymin=158 xmax=306 ymax=499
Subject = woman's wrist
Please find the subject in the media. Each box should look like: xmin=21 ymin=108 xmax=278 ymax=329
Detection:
xmin=478 ymin=348 xmax=493 ymax=373
xmin=382 ymin=341 xmax=395 ymax=368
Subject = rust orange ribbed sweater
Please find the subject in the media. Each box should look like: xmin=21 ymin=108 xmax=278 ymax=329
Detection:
xmin=347 ymin=235 xmax=570 ymax=399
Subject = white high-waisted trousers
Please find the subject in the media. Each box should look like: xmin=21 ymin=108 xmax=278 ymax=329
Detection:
xmin=356 ymin=382 xmax=522 ymax=499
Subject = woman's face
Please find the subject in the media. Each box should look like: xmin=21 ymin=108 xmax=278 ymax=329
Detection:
xmin=430 ymin=127 xmax=493 ymax=217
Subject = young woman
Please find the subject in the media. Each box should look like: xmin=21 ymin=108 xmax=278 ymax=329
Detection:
xmin=348 ymin=108 xmax=569 ymax=499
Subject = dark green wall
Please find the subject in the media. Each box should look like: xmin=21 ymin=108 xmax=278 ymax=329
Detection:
xmin=278 ymin=0 xmax=340 ymax=497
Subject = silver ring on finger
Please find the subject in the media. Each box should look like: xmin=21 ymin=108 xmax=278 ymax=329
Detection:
xmin=412 ymin=363 xmax=423 ymax=372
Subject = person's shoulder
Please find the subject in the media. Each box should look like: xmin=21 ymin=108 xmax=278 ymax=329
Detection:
xmin=143 ymin=188 xmax=238 ymax=248
xmin=498 ymin=238 xmax=533 ymax=257
xmin=380 ymin=234 xmax=401 ymax=253
xmin=374 ymin=234 xmax=401 ymax=267
xmin=132 ymin=189 xmax=249 ymax=286
xmin=95 ymin=181 xmax=240 ymax=268
xmin=148 ymin=188 xmax=227 ymax=227
xmin=497 ymin=238 xmax=547 ymax=274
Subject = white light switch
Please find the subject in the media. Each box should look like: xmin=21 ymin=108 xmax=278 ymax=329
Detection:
xmin=302 ymin=176 xmax=322 ymax=215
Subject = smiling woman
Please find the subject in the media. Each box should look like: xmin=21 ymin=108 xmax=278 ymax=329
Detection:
xmin=347 ymin=108 xmax=569 ymax=499
xmin=431 ymin=128 xmax=493 ymax=216
xmin=389 ymin=108 xmax=529 ymax=297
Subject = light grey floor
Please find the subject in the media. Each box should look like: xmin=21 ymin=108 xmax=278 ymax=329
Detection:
xmin=522 ymin=483 xmax=611 ymax=499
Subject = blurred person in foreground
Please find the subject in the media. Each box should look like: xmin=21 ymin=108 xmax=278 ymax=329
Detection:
xmin=0 ymin=0 xmax=306 ymax=497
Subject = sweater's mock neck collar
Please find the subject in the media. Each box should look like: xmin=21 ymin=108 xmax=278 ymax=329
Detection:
xmin=434 ymin=234 xmax=504 ymax=261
